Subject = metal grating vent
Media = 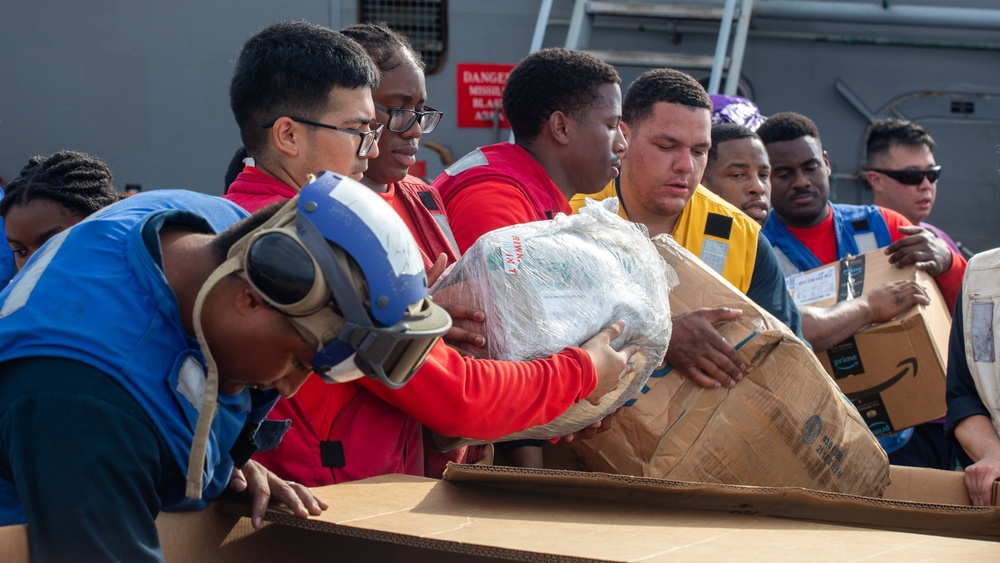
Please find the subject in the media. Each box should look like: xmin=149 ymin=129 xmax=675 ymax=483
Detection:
xmin=359 ymin=0 xmax=448 ymax=75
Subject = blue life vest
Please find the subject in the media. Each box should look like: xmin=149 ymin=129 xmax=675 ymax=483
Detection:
xmin=0 ymin=191 xmax=254 ymax=514
xmin=763 ymin=203 xmax=893 ymax=276
xmin=0 ymin=187 xmax=15 ymax=288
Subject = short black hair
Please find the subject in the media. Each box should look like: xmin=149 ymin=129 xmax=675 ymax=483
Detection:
xmin=757 ymin=112 xmax=821 ymax=145
xmin=709 ymin=123 xmax=759 ymax=162
xmin=210 ymin=201 xmax=287 ymax=263
xmin=229 ymin=21 xmax=379 ymax=156
xmin=341 ymin=21 xmax=424 ymax=73
xmin=0 ymin=150 xmax=123 ymax=218
xmin=501 ymin=48 xmax=620 ymax=144
xmin=864 ymin=118 xmax=936 ymax=167
xmin=622 ymin=68 xmax=711 ymax=129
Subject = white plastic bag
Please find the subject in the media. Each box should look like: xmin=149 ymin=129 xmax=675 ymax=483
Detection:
xmin=430 ymin=199 xmax=675 ymax=443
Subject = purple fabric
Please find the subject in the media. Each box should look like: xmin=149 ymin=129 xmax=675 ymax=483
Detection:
xmin=709 ymin=94 xmax=765 ymax=131
xmin=920 ymin=221 xmax=960 ymax=255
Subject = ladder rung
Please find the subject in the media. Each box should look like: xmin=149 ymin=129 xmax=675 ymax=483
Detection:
xmin=587 ymin=1 xmax=727 ymax=21
xmin=585 ymin=49 xmax=724 ymax=69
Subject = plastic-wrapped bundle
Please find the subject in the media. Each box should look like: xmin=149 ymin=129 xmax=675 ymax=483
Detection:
xmin=430 ymin=199 xmax=675 ymax=444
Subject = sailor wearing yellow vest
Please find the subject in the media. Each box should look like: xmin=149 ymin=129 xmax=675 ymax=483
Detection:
xmin=573 ymin=182 xmax=760 ymax=293
xmin=570 ymin=68 xmax=803 ymax=390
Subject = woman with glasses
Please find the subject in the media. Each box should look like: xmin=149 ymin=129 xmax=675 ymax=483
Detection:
xmin=341 ymin=22 xmax=455 ymax=273
xmin=338 ymin=21 xmax=481 ymax=478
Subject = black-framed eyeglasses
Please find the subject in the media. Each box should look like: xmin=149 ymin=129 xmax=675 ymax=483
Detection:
xmin=263 ymin=117 xmax=384 ymax=157
xmin=373 ymin=104 xmax=444 ymax=133
xmin=867 ymin=165 xmax=941 ymax=186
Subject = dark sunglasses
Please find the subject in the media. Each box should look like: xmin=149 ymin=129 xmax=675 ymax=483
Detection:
xmin=263 ymin=117 xmax=383 ymax=157
xmin=373 ymin=103 xmax=444 ymax=133
xmin=867 ymin=165 xmax=941 ymax=186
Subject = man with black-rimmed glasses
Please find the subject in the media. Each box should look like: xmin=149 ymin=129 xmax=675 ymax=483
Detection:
xmin=225 ymin=21 xmax=383 ymax=208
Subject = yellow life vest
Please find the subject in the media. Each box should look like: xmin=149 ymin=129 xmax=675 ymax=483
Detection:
xmin=571 ymin=181 xmax=759 ymax=293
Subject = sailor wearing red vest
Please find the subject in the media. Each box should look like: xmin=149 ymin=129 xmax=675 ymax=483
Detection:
xmin=433 ymin=48 xmax=628 ymax=253
xmin=432 ymin=48 xmax=630 ymax=467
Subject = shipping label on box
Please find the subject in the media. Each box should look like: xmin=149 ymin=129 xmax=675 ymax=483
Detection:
xmin=787 ymin=254 xmax=870 ymax=305
xmin=793 ymin=250 xmax=952 ymax=434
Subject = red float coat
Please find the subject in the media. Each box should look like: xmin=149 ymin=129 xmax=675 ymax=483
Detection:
xmin=432 ymin=143 xmax=571 ymax=253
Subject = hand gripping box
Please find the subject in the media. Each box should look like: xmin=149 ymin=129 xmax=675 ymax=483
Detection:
xmin=554 ymin=236 xmax=890 ymax=497
xmin=786 ymin=249 xmax=951 ymax=436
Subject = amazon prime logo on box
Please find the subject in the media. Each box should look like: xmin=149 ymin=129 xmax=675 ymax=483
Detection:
xmin=827 ymin=337 xmax=865 ymax=378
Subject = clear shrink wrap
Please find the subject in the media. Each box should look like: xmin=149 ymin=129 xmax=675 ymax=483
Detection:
xmin=429 ymin=199 xmax=675 ymax=445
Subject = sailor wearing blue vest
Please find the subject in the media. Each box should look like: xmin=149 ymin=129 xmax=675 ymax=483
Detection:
xmin=0 ymin=172 xmax=450 ymax=562
xmin=0 ymin=187 xmax=14 ymax=288
xmin=758 ymin=111 xmax=967 ymax=470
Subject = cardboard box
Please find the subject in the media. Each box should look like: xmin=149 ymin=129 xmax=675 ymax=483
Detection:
xmin=555 ymin=236 xmax=890 ymax=497
xmin=4 ymin=466 xmax=996 ymax=562
xmin=786 ymin=249 xmax=952 ymax=434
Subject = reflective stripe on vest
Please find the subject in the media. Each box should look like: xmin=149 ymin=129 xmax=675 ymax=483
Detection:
xmin=572 ymin=182 xmax=757 ymax=293
xmin=762 ymin=204 xmax=893 ymax=275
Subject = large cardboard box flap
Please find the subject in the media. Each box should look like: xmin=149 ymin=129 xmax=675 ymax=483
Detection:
xmin=788 ymin=249 xmax=952 ymax=432
xmin=4 ymin=469 xmax=998 ymax=562
xmin=444 ymin=464 xmax=1000 ymax=541
xmin=559 ymin=236 xmax=890 ymax=497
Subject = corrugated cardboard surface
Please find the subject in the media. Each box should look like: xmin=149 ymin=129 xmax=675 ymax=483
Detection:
xmin=442 ymin=464 xmax=1000 ymax=541
xmin=3 ymin=469 xmax=997 ymax=562
xmin=792 ymin=250 xmax=951 ymax=433
xmin=560 ymin=236 xmax=890 ymax=497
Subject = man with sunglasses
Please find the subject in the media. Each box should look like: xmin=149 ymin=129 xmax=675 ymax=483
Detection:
xmin=864 ymin=118 xmax=973 ymax=471
xmin=758 ymin=112 xmax=968 ymax=470
xmin=0 ymin=170 xmax=451 ymax=561
xmin=864 ymin=118 xmax=962 ymax=256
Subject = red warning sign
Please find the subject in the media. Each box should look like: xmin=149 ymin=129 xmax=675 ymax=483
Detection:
xmin=456 ymin=63 xmax=515 ymax=129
